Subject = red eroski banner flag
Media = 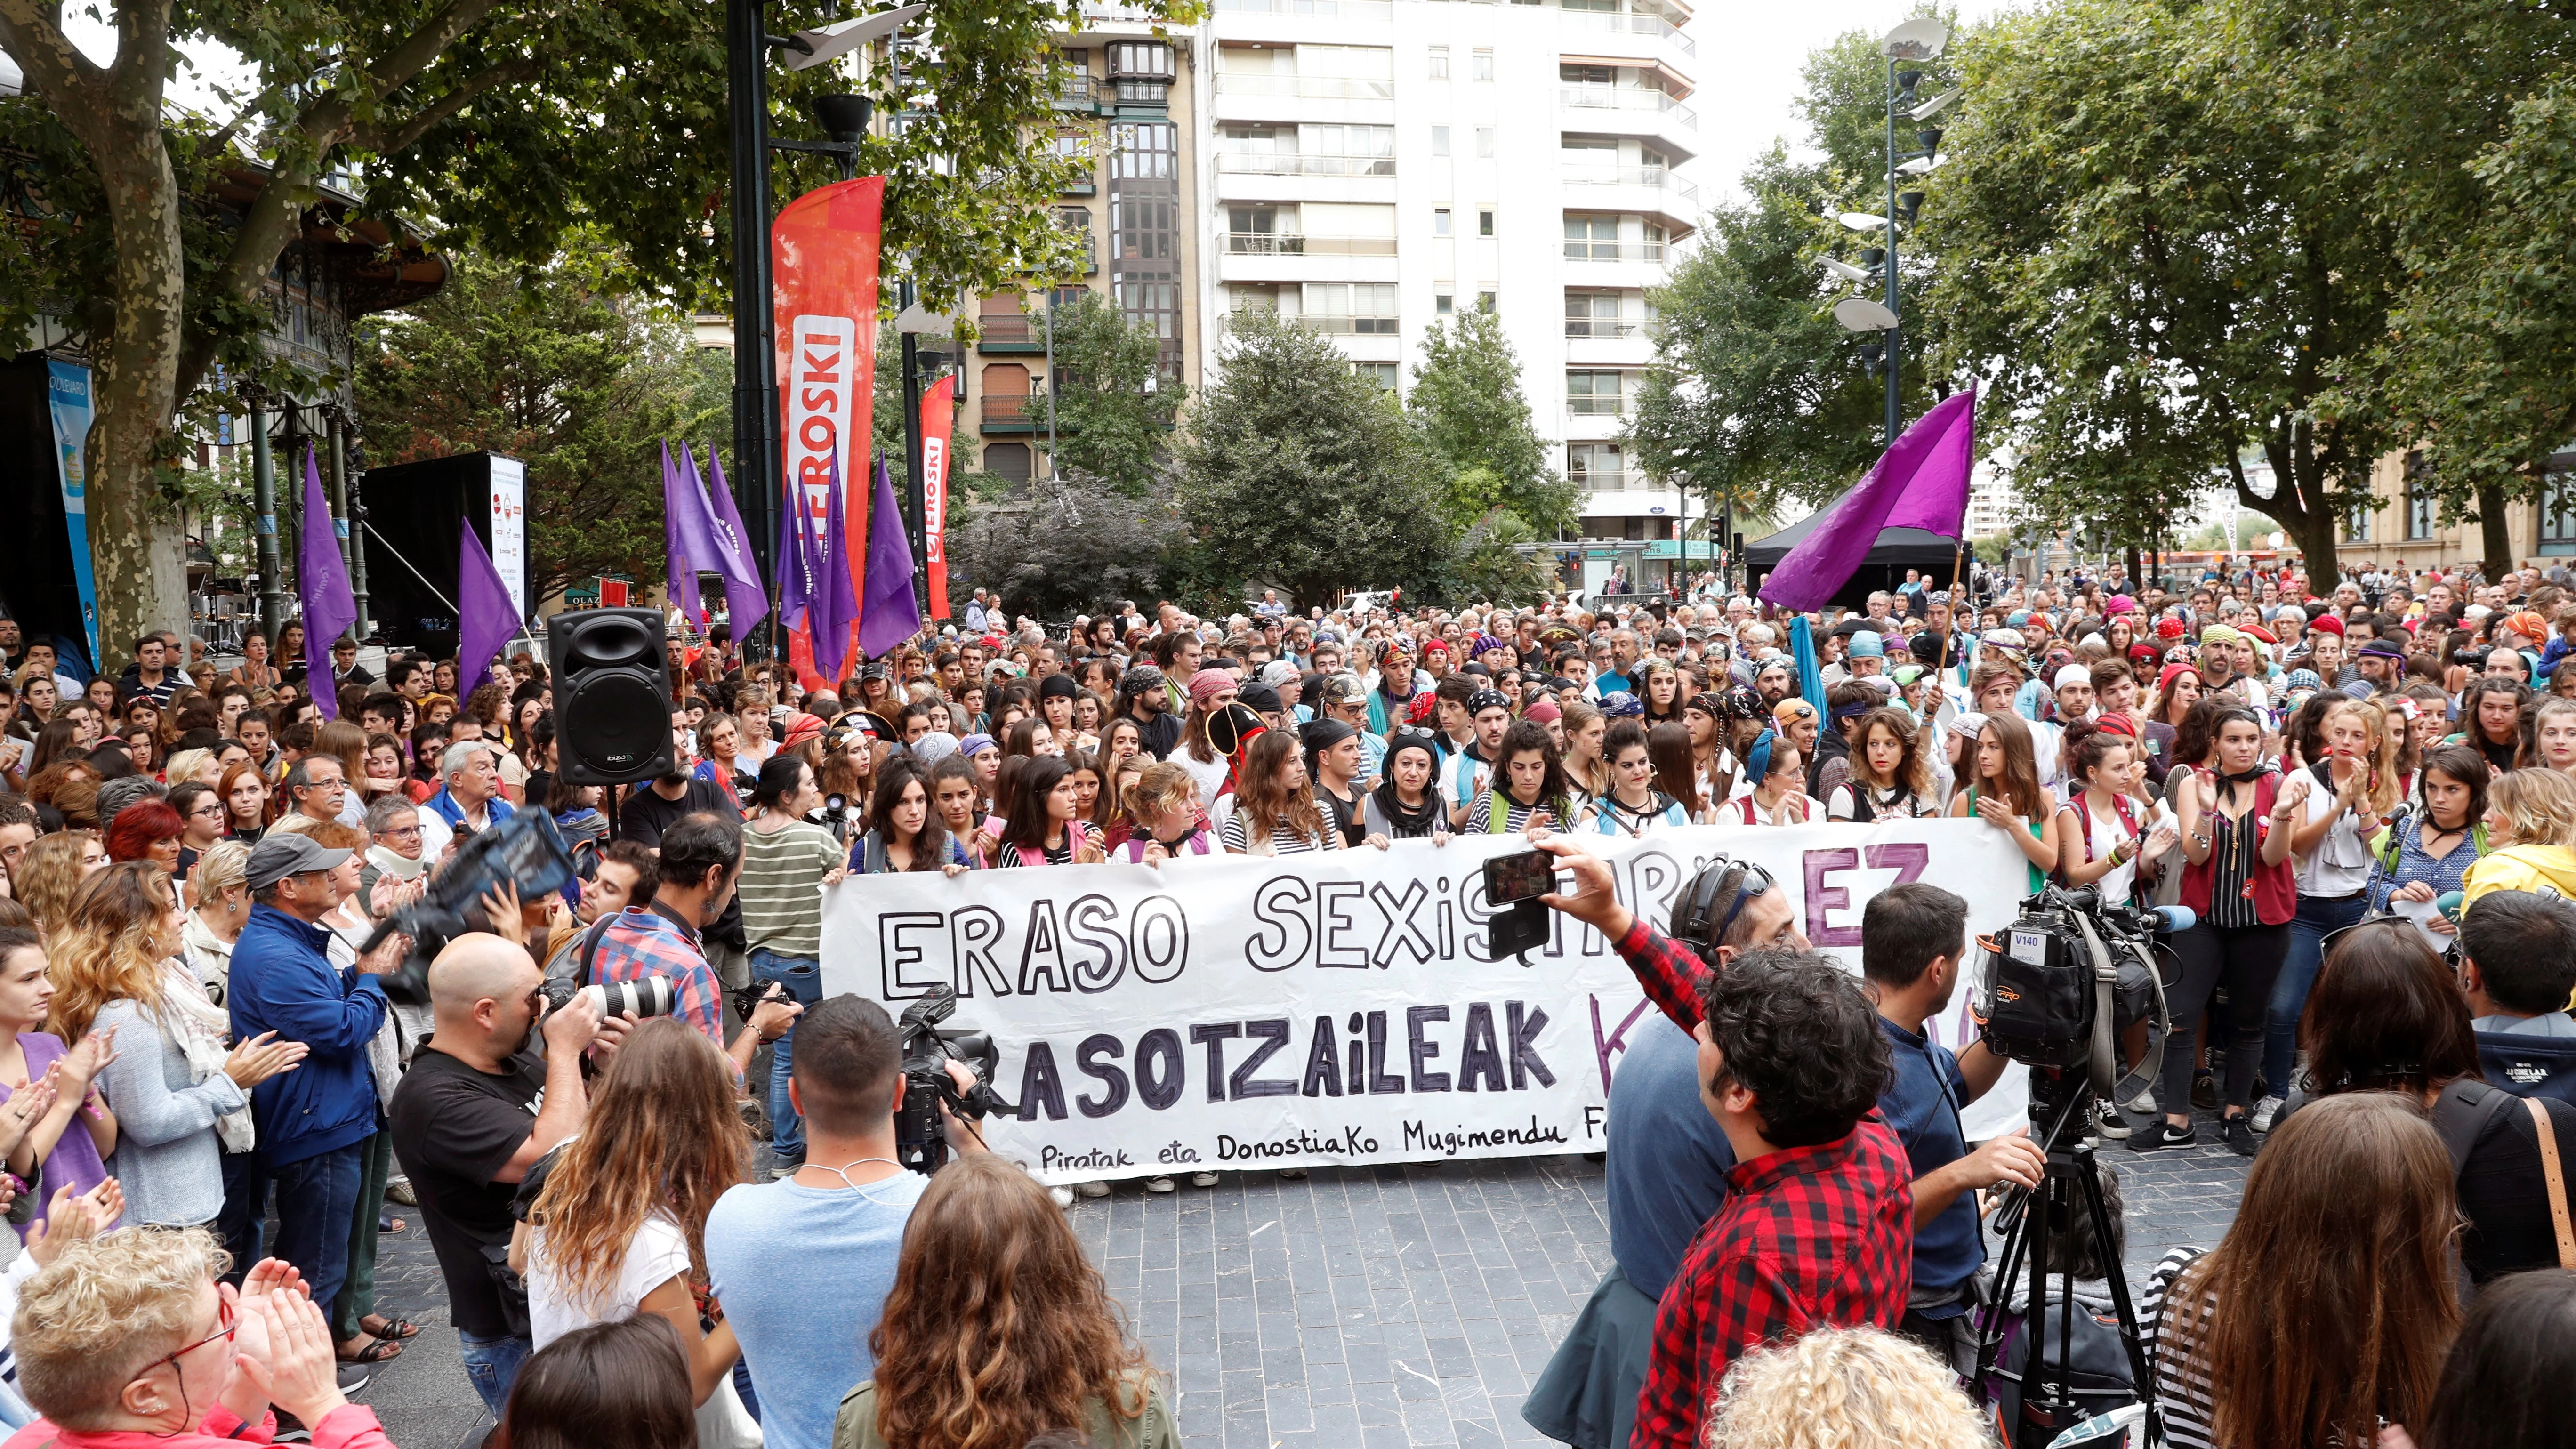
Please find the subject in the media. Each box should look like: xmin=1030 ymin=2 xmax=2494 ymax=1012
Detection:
xmin=919 ymin=372 xmax=956 ymax=621
xmin=773 ymin=176 xmax=884 ymax=659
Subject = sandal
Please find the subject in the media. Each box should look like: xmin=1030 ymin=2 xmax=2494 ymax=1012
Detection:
xmin=362 ymin=1314 xmax=420 ymax=1342
xmin=336 ymin=1333 xmax=404 ymax=1365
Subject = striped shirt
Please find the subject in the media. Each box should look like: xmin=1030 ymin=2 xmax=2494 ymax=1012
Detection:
xmin=2138 ymin=1246 xmax=2216 ymax=1449
xmin=735 ymin=819 xmax=841 ymax=958
xmin=1220 ymin=807 xmax=1329 ymax=855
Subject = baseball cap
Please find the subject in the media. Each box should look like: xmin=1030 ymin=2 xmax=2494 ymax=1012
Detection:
xmin=246 ymin=833 xmax=353 ymax=892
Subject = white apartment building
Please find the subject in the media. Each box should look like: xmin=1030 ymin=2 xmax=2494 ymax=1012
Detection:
xmin=1189 ymin=0 xmax=1701 ymax=547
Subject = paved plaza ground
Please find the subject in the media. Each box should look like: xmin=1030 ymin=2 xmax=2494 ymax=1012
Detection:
xmin=362 ymin=1107 xmax=2254 ymax=1449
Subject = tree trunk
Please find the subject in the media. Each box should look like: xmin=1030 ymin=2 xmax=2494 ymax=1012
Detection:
xmin=2477 ymin=483 xmax=2514 ymax=582
xmin=83 ymin=82 xmax=191 ymax=672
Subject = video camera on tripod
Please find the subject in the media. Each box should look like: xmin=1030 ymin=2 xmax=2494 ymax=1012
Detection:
xmin=893 ymin=986 xmax=1016 ymax=1175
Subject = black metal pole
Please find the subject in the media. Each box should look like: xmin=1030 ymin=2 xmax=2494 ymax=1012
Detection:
xmin=1884 ymin=59 xmax=1902 ymax=449
xmin=727 ymin=0 xmax=780 ymax=652
xmin=900 ymin=310 xmax=929 ymax=618
xmin=248 ymin=390 xmax=281 ymax=645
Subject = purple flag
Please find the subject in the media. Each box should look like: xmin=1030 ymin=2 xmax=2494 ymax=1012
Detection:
xmin=811 ymin=453 xmax=863 ymax=681
xmin=456 ymin=520 xmax=519 ymax=700
xmin=296 ymin=446 xmax=358 ymax=720
xmin=1757 ymin=387 xmax=1976 ymax=612
xmin=698 ymin=447 xmax=771 ymax=636
xmin=776 ymin=473 xmax=819 ymax=635
xmin=857 ymin=457 xmax=922 ymax=661
xmin=660 ymin=443 xmax=703 ymax=629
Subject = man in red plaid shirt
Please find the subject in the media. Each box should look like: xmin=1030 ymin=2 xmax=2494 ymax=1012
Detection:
xmin=1532 ymin=838 xmax=1915 ymax=1449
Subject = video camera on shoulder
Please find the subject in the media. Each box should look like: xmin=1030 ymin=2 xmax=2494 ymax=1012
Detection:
xmin=372 ymin=809 xmax=582 ymax=1003
xmin=894 ymin=986 xmax=1015 ymax=1175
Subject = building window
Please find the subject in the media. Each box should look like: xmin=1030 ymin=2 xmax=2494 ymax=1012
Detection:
xmin=1435 ymin=293 xmax=1454 ymax=315
xmin=1428 ymin=45 xmax=1448 ymax=79
xmin=1476 ymin=127 xmax=1494 ymax=158
xmin=1352 ymin=362 xmax=1398 ymax=392
xmin=2343 ymin=499 xmax=2373 ymax=544
xmin=1431 ymin=125 xmax=1449 ymax=156
xmin=1478 ymin=208 xmax=1495 ymax=237
xmin=1478 ymin=289 xmax=1497 ymax=313
xmin=1109 ymin=121 xmax=1182 ymax=366
xmin=1473 ymin=48 xmax=1493 ymax=80
xmin=2544 ymin=467 xmax=2576 ymax=555
xmin=1567 ymin=370 xmax=1625 ymax=415
xmin=1564 ymin=213 xmax=1621 ymax=260
xmin=1108 ymin=41 xmax=1175 ymax=105
xmin=985 ymin=443 xmax=1032 ymax=481
xmin=2405 ymin=451 xmax=2436 ymax=541
xmin=1568 ymin=443 xmax=1624 ymax=491
xmin=1300 ymin=282 xmax=1399 ymax=333
xmin=1433 ymin=208 xmax=1452 ymax=236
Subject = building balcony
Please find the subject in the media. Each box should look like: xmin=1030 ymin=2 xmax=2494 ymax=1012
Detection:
xmin=1217 ymin=153 xmax=1395 ymax=177
xmin=982 ymin=394 xmax=1043 ymax=433
xmin=977 ymin=315 xmax=1048 ymax=353
xmin=1564 ymin=317 xmax=1646 ymax=339
xmin=1078 ymin=1 xmax=1163 ymax=22
xmin=1558 ymin=9 xmax=1697 ymax=59
xmin=1060 ymin=175 xmax=1096 ymax=197
xmin=1559 ymin=85 xmax=1696 ymax=130
xmin=1289 ymin=314 xmax=1401 ymax=335
xmin=1572 ymin=471 xmax=1641 ymax=492
xmin=1565 ymin=396 xmax=1630 ymax=417
xmin=1214 ymin=0 xmax=1395 ymax=20
xmin=1561 ymin=165 xmax=1699 ymax=208
xmin=1054 ymin=74 xmax=1108 ymax=113
xmin=1214 ymin=73 xmax=1395 ymax=101
xmin=1225 ymin=232 xmax=1398 ymax=256
xmin=1563 ymin=240 xmax=1667 ymax=263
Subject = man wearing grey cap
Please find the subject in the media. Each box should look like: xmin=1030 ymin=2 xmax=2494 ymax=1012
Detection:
xmin=225 ymin=832 xmax=413 ymax=1368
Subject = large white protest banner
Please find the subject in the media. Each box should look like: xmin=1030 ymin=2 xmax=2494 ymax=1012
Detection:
xmin=819 ymin=821 xmax=2035 ymax=1184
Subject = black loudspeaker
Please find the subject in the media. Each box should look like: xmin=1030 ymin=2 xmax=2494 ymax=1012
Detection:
xmin=548 ymin=609 xmax=674 ymax=785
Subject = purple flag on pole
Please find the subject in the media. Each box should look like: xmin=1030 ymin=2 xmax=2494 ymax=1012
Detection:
xmin=776 ymin=475 xmax=819 ymax=635
xmin=811 ymin=453 xmax=863 ymax=681
xmin=698 ymin=447 xmax=771 ymax=636
xmin=297 ymin=446 xmax=358 ymax=720
xmin=455 ymin=519 xmax=519 ymax=700
xmin=661 ymin=443 xmax=703 ymax=629
xmin=858 ymin=457 xmax=922 ymax=661
xmin=1756 ymin=387 xmax=1976 ymax=613
xmin=671 ymin=443 xmax=739 ymax=632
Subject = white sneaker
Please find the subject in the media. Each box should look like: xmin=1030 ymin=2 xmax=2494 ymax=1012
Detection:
xmin=1145 ymin=1175 xmax=1176 ymax=1193
xmin=1075 ymin=1179 xmax=1111 ymax=1199
xmin=2251 ymin=1094 xmax=2287 ymax=1133
xmin=1191 ymin=1171 xmax=1220 ymax=1188
xmin=2123 ymin=1086 xmax=2159 ymax=1116
xmin=1049 ymin=1186 xmax=1076 ymax=1209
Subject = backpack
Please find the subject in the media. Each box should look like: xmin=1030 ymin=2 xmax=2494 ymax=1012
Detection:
xmin=1981 ymin=1288 xmax=2141 ymax=1448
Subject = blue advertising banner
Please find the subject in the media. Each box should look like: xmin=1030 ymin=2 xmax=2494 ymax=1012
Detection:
xmin=42 ymin=362 xmax=100 ymax=666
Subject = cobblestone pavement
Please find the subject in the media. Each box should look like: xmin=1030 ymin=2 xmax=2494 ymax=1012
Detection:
xmin=366 ymin=1106 xmax=2252 ymax=1449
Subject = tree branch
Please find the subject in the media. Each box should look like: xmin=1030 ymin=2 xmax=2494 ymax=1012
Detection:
xmin=0 ymin=0 xmax=109 ymax=129
xmin=351 ymin=57 xmax=537 ymax=156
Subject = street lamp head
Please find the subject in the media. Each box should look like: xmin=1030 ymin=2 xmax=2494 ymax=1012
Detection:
xmin=1908 ymin=88 xmax=1962 ymax=122
xmin=781 ymin=2 xmax=929 ymax=71
xmin=1896 ymin=190 xmax=1925 ymax=222
xmin=1882 ymin=16 xmax=1950 ymax=60
xmin=1815 ymin=256 xmax=1873 ymax=284
xmin=1917 ymin=127 xmax=1945 ymax=153
xmin=895 ymin=301 xmax=951 ymax=336
xmin=1895 ymin=69 xmax=1923 ymax=96
xmin=1836 ymin=210 xmax=1890 ymax=232
xmin=1896 ymin=156 xmax=1939 ymax=177
xmin=1834 ymin=297 xmax=1902 ymax=333
xmin=1858 ymin=247 xmax=1886 ymax=266
xmin=813 ymin=93 xmax=873 ymax=143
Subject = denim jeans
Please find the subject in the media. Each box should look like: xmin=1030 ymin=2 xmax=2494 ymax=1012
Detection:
xmin=459 ymin=1329 xmax=533 ymax=1419
xmin=749 ymin=948 xmax=823 ymax=1158
xmin=264 ymin=1139 xmax=366 ymax=1327
xmin=216 ymin=1149 xmax=265 ymax=1287
xmin=2265 ymin=892 xmax=2368 ymax=1095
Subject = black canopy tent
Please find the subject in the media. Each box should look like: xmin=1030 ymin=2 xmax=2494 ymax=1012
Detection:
xmin=1746 ymin=516 xmax=1964 ymax=611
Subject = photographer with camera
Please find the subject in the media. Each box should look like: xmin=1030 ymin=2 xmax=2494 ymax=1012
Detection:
xmin=1526 ymin=838 xmax=1910 ymax=1449
xmin=586 ymin=813 xmax=799 ymax=1084
xmin=704 ymin=996 xmax=985 ymax=1449
xmin=1860 ymin=883 xmax=2041 ymax=1375
xmin=1522 ymin=852 xmax=1809 ymax=1449
xmin=387 ymin=932 xmax=630 ymax=1417
xmin=222 ymin=833 xmax=412 ymax=1382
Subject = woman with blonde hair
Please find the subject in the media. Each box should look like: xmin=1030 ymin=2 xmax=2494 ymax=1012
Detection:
xmin=519 ymin=1017 xmax=755 ymax=1438
xmin=51 ymin=861 xmax=302 ymax=1228
xmin=16 ymin=830 xmax=104 ymax=939
xmin=840 ymin=1153 xmax=1177 ymax=1449
xmin=180 ymin=838 xmax=252 ymax=1005
xmin=1701 ymin=1326 xmax=1988 ymax=1449
xmin=2463 ymin=765 xmax=2576 ymax=904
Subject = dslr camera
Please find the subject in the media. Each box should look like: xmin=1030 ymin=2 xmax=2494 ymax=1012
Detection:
xmin=894 ymin=986 xmax=1014 ymax=1174
xmin=537 ymin=974 xmax=677 ymax=1022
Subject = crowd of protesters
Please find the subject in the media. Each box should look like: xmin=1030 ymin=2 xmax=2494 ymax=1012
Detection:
xmin=5 ymin=550 xmax=2576 ymax=1447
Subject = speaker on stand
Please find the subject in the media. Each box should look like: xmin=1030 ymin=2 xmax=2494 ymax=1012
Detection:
xmin=549 ymin=609 xmax=675 ymax=785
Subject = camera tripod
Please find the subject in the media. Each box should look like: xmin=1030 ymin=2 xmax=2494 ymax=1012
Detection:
xmin=1971 ymin=1071 xmax=2165 ymax=1449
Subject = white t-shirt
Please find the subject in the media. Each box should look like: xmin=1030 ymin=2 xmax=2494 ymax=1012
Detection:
xmin=527 ymin=1211 xmax=692 ymax=1350
xmin=2294 ymin=764 xmax=2377 ymax=896
xmin=1175 ymin=748 xmax=1232 ymax=812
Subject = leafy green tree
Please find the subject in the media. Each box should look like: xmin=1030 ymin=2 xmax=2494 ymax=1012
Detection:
xmin=355 ymin=252 xmax=724 ymax=607
xmin=2219 ymin=0 xmax=2576 ymax=573
xmin=0 ymin=0 xmax=1201 ymax=666
xmin=1174 ymin=312 xmax=1450 ymax=608
xmin=1407 ymin=308 xmax=1574 ymax=533
xmin=947 ymin=469 xmax=1186 ymax=618
xmin=1045 ymin=293 xmax=1185 ymax=497
xmin=1921 ymin=0 xmax=2405 ymax=581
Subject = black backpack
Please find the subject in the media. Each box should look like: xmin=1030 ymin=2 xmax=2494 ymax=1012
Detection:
xmin=1981 ymin=1288 xmax=2141 ymax=1448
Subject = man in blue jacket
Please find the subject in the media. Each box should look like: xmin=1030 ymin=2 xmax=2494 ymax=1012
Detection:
xmin=227 ymin=832 xmax=412 ymax=1368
